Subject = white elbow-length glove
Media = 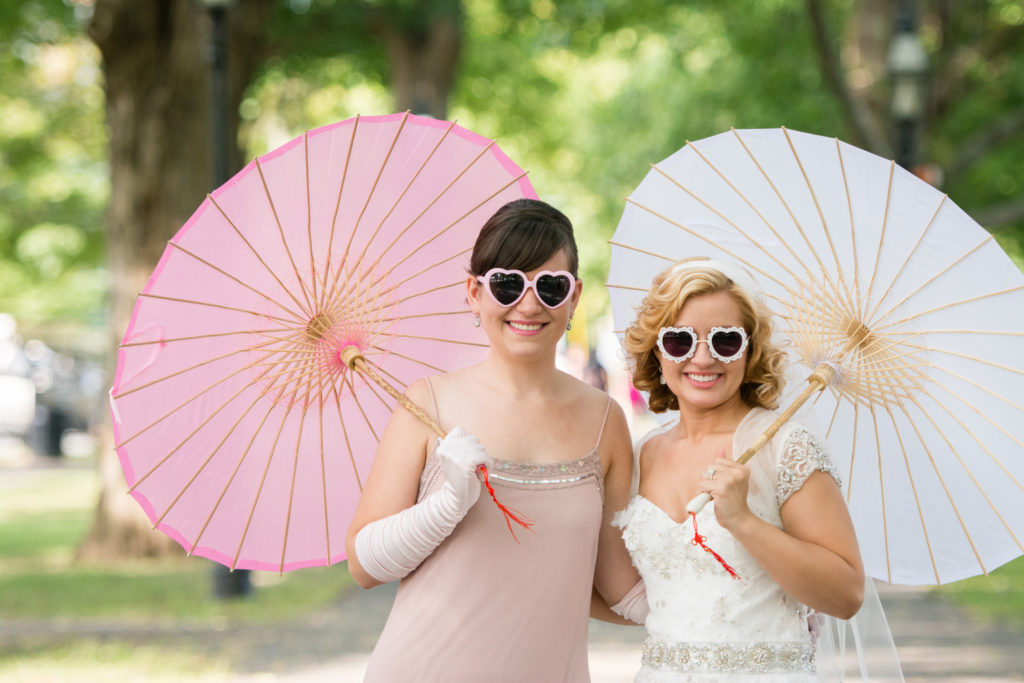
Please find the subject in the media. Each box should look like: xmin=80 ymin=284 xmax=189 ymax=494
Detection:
xmin=610 ymin=579 xmax=649 ymax=625
xmin=355 ymin=427 xmax=492 ymax=583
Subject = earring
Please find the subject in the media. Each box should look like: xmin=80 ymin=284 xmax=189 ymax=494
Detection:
xmin=473 ymin=313 xmax=480 ymax=327
xmin=659 ymin=373 xmax=666 ymax=385
xmin=567 ymin=318 xmax=573 ymax=331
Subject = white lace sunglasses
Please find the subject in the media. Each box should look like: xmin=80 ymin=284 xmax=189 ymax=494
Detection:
xmin=657 ymin=326 xmax=749 ymax=364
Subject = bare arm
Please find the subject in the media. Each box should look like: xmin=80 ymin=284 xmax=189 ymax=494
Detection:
xmin=592 ymin=400 xmax=643 ymax=621
xmin=344 ymin=379 xmax=434 ymax=589
xmin=703 ymin=457 xmax=864 ymax=619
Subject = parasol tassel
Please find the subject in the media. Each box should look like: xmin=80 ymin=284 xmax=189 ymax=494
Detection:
xmin=479 ymin=465 xmax=535 ymax=541
xmin=690 ymin=511 xmax=740 ymax=580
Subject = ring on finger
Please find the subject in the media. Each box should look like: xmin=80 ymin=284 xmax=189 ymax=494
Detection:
xmin=704 ymin=466 xmax=716 ymax=480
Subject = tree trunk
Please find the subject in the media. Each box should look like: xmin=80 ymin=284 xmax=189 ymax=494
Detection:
xmin=382 ymin=2 xmax=461 ymax=118
xmin=81 ymin=0 xmax=271 ymax=561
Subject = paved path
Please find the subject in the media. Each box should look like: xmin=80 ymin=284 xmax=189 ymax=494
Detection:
xmin=228 ymin=579 xmax=1023 ymax=682
xmin=2 ymin=573 xmax=1022 ymax=681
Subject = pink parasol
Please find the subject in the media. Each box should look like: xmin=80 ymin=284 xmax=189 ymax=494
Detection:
xmin=110 ymin=112 xmax=536 ymax=573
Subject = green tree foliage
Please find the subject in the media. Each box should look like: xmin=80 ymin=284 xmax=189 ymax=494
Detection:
xmin=3 ymin=0 xmax=1022 ymax=339
xmin=0 ymin=1 xmax=107 ymax=329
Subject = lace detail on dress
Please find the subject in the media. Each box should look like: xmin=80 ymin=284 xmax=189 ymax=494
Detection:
xmin=776 ymin=427 xmax=841 ymax=505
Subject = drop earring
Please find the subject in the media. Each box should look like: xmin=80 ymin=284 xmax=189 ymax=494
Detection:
xmin=473 ymin=313 xmax=480 ymax=327
xmin=567 ymin=318 xmax=573 ymax=331
xmin=659 ymin=373 xmax=666 ymax=385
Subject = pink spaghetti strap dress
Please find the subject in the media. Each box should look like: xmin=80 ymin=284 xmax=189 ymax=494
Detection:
xmin=362 ymin=386 xmax=611 ymax=683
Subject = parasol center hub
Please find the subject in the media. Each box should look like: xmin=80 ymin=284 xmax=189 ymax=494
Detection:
xmin=305 ymin=312 xmax=334 ymax=342
xmin=844 ymin=320 xmax=875 ymax=351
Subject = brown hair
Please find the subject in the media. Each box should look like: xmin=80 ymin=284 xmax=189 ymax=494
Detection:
xmin=623 ymin=263 xmax=787 ymax=413
xmin=470 ymin=199 xmax=578 ymax=277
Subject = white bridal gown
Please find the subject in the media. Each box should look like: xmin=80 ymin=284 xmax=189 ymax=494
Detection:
xmin=616 ymin=408 xmax=841 ymax=682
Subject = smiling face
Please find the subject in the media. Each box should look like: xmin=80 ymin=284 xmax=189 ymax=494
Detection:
xmin=467 ymin=249 xmax=580 ymax=360
xmin=657 ymin=289 xmax=748 ymax=413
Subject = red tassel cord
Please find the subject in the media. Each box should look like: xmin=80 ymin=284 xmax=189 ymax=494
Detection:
xmin=479 ymin=465 xmax=535 ymax=542
xmin=690 ymin=511 xmax=740 ymax=580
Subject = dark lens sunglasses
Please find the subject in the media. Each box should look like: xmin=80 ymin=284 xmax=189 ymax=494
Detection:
xmin=478 ymin=268 xmax=576 ymax=309
xmin=657 ymin=326 xmax=749 ymax=364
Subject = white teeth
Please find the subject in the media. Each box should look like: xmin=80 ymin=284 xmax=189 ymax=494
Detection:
xmin=688 ymin=374 xmax=718 ymax=383
xmin=509 ymin=321 xmax=543 ymax=331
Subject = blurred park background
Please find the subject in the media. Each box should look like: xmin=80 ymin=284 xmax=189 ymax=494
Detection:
xmin=2 ymin=0 xmax=1023 ymax=680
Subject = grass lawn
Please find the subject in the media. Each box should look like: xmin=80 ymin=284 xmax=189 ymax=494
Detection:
xmin=932 ymin=554 xmax=1024 ymax=627
xmin=0 ymin=460 xmax=355 ymax=679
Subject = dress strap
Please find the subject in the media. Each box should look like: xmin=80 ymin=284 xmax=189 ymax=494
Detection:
xmin=424 ymin=376 xmax=441 ymax=428
xmin=593 ymin=395 xmax=613 ymax=450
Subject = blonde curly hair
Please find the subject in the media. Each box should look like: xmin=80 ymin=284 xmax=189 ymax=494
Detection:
xmin=623 ymin=261 xmax=787 ymax=413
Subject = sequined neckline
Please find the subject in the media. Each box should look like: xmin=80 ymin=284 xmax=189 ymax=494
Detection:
xmin=489 ymin=448 xmax=600 ymax=476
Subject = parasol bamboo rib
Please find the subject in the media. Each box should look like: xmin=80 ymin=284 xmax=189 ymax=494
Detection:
xmin=254 ymin=158 xmax=317 ymax=313
xmin=780 ymin=128 xmax=860 ymax=323
xmin=902 ymin=400 xmax=988 ymax=577
xmin=321 ymin=114 xmax=360 ymax=311
xmin=188 ymin=399 xmax=279 ymax=556
xmin=346 ymin=119 xmax=459 ymax=287
xmin=863 ymin=195 xmax=949 ymax=326
xmin=835 ymin=140 xmax=863 ymax=316
xmin=304 ymin=132 xmax=317 ymax=306
xmin=166 ymin=242 xmax=309 ymax=324
xmin=113 ymin=334 xmax=287 ymax=399
xmin=884 ymin=405 xmax=940 ymax=584
xmin=369 ymin=171 xmax=529 ymax=292
xmin=208 ymin=193 xmax=314 ymax=320
xmin=903 ymin=341 xmax=1024 ymax=377
xmin=119 ymin=327 xmax=291 ymax=347
xmin=842 ymin=405 xmax=861 ymax=504
xmin=727 ymin=129 xmax=857 ymax=322
xmin=687 ymin=364 xmax=838 ymax=513
xmin=875 ymin=285 xmax=1024 ymax=333
xmin=125 ymin=363 xmax=276 ymax=489
xmin=929 ymin=362 xmax=1024 ymax=412
xmin=623 ymin=197 xmax=795 ymax=296
xmin=137 ymin=293 xmax=298 ymax=328
xmin=870 ymin=406 xmax=892 ymax=583
xmin=316 ymin=385 xmax=332 ymax=563
xmin=331 ymin=377 xmax=364 ymax=492
xmin=914 ymin=367 xmax=1024 ymax=444
xmin=359 ymin=140 xmax=499 ymax=294
xmin=868 ymin=232 xmax=992 ymax=330
xmin=389 ymin=333 xmax=488 ymax=348
xmin=369 ymin=345 xmax=445 ymax=374
xmin=231 ymin=395 xmax=296 ymax=570
xmin=912 ymin=374 xmax=1024 ymax=499
xmin=383 ymin=247 xmax=473 ymax=300
xmin=337 ymin=112 xmax=411 ymax=274
xmin=115 ymin=354 xmax=281 ymax=449
xmin=341 ymin=372 xmax=381 ymax=443
xmin=648 ymin=161 xmax=807 ymax=299
xmin=153 ymin=382 xmax=274 ymax=528
xmin=365 ymin=358 xmax=412 ymax=398
xmin=280 ymin=399 xmax=313 ymax=574
xmin=686 ymin=134 xmax=812 ymax=290
xmin=863 ymin=162 xmax=897 ymax=325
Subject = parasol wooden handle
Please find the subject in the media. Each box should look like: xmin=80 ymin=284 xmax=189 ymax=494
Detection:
xmin=685 ymin=363 xmax=838 ymax=515
xmin=339 ymin=346 xmax=446 ymax=439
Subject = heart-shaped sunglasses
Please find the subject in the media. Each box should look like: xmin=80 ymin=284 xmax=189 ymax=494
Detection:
xmin=657 ymin=326 xmax=749 ymax=364
xmin=477 ymin=268 xmax=577 ymax=309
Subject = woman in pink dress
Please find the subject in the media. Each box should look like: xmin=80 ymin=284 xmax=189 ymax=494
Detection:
xmin=346 ymin=199 xmax=642 ymax=682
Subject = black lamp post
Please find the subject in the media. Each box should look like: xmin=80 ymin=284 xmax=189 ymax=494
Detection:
xmin=887 ymin=1 xmax=929 ymax=172
xmin=199 ymin=0 xmax=252 ymax=599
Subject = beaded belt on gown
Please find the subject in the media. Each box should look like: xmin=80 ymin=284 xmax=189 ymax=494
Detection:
xmin=641 ymin=637 xmax=815 ymax=675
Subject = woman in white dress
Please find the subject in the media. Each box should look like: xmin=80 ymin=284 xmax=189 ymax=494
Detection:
xmin=615 ymin=259 xmax=865 ymax=682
